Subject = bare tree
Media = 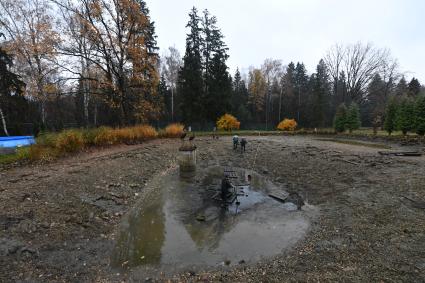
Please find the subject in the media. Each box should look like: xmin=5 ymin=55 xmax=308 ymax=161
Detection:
xmin=324 ymin=42 xmax=393 ymax=103
xmin=161 ymin=46 xmax=182 ymax=122
xmin=261 ymin=58 xmax=282 ymax=128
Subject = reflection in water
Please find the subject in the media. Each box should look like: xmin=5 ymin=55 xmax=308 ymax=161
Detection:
xmin=111 ymin=191 xmax=165 ymax=267
xmin=111 ymin=166 xmax=317 ymax=274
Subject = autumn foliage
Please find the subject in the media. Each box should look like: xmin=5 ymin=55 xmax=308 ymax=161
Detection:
xmin=277 ymin=119 xmax=298 ymax=131
xmin=93 ymin=125 xmax=158 ymax=145
xmin=24 ymin=125 xmax=159 ymax=162
xmin=217 ymin=114 xmax=241 ymax=131
xmin=55 ymin=130 xmax=85 ymax=153
xmin=164 ymin=123 xmax=185 ymax=138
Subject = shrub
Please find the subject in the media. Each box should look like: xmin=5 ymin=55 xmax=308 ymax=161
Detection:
xmin=384 ymin=98 xmax=398 ymax=135
xmin=55 ymin=130 xmax=85 ymax=153
xmin=132 ymin=125 xmax=158 ymax=141
xmin=277 ymin=119 xmax=297 ymax=131
xmin=333 ymin=104 xmax=348 ymax=133
xmin=82 ymin=127 xmax=105 ymax=146
xmin=396 ymin=97 xmax=415 ymax=135
xmin=217 ymin=114 xmax=240 ymax=131
xmin=28 ymin=145 xmax=57 ymax=162
xmin=346 ymin=102 xmax=361 ymax=133
xmin=36 ymin=131 xmax=58 ymax=147
xmin=94 ymin=127 xmax=118 ymax=146
xmin=93 ymin=125 xmax=158 ymax=145
xmin=164 ymin=123 xmax=184 ymax=138
xmin=415 ymin=96 xmax=425 ymax=136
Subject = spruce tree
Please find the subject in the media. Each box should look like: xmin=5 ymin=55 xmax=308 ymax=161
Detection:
xmin=333 ymin=103 xmax=347 ymax=133
xmin=408 ymin=78 xmax=421 ymax=96
xmin=232 ymin=69 xmax=250 ymax=122
xmin=294 ymin=62 xmax=308 ymax=125
xmin=310 ymin=59 xmax=331 ymax=127
xmin=414 ymin=96 xmax=425 ymax=136
xmin=346 ymin=102 xmax=361 ymax=133
xmin=384 ymin=98 xmax=398 ymax=135
xmin=395 ymin=77 xmax=408 ymax=96
xmin=201 ymin=9 xmax=231 ymax=123
xmin=178 ymin=7 xmax=204 ymax=125
xmin=205 ymin=52 xmax=232 ymax=122
xmin=396 ymin=97 xmax=415 ymax=135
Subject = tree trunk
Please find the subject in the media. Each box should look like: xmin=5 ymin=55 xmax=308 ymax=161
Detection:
xmin=41 ymin=100 xmax=46 ymax=126
xmin=297 ymin=89 xmax=301 ymax=123
xmin=0 ymin=106 xmax=9 ymax=136
xmin=94 ymin=101 xmax=98 ymax=127
xmin=278 ymin=87 xmax=283 ymax=122
xmin=171 ymin=87 xmax=174 ymax=122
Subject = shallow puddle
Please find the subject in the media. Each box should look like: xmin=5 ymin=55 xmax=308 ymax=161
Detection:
xmin=111 ymin=166 xmax=317 ymax=275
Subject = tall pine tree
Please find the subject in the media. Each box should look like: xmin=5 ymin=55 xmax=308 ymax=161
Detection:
xmin=309 ymin=59 xmax=331 ymax=127
xmin=178 ymin=7 xmax=204 ymax=126
xmin=201 ymin=9 xmax=232 ymax=123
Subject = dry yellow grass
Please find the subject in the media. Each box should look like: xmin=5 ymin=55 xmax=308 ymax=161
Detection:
xmin=164 ymin=123 xmax=184 ymax=138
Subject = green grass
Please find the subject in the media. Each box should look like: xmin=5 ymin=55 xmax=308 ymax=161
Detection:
xmin=0 ymin=147 xmax=30 ymax=165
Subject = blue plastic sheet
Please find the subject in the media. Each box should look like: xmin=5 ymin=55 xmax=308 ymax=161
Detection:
xmin=0 ymin=136 xmax=36 ymax=148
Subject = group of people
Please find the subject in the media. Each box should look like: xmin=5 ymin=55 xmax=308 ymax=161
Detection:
xmin=232 ymin=135 xmax=247 ymax=152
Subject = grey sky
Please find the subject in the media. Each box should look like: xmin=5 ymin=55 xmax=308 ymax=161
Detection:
xmin=148 ymin=0 xmax=424 ymax=82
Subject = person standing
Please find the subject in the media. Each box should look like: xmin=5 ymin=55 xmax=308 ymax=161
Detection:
xmin=232 ymin=135 xmax=239 ymax=150
xmin=240 ymin=138 xmax=247 ymax=153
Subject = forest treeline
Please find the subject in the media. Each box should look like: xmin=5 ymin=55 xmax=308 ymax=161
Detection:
xmin=0 ymin=0 xmax=424 ymax=135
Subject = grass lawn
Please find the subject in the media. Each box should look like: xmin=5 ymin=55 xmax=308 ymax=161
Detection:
xmin=0 ymin=147 xmax=30 ymax=165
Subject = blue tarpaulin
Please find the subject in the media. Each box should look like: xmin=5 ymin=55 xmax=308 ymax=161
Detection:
xmin=0 ymin=136 xmax=35 ymax=148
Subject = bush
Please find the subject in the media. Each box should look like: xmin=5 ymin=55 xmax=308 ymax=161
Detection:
xmin=82 ymin=127 xmax=106 ymax=146
xmin=36 ymin=131 xmax=58 ymax=147
xmin=415 ymin=96 xmax=425 ymax=136
xmin=277 ymin=119 xmax=297 ymax=131
xmin=127 ymin=125 xmax=158 ymax=142
xmin=28 ymin=144 xmax=57 ymax=162
xmin=93 ymin=125 xmax=158 ymax=145
xmin=396 ymin=97 xmax=415 ymax=135
xmin=217 ymin=114 xmax=240 ymax=131
xmin=333 ymin=104 xmax=348 ymax=133
xmin=384 ymin=98 xmax=398 ymax=135
xmin=346 ymin=102 xmax=361 ymax=133
xmin=55 ymin=130 xmax=85 ymax=153
xmin=94 ymin=127 xmax=118 ymax=146
xmin=164 ymin=123 xmax=184 ymax=138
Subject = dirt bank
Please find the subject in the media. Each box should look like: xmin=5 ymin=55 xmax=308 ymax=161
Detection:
xmin=1 ymin=136 xmax=424 ymax=282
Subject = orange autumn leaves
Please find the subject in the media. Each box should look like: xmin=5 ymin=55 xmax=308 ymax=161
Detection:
xmin=217 ymin=114 xmax=240 ymax=131
xmin=277 ymin=118 xmax=298 ymax=131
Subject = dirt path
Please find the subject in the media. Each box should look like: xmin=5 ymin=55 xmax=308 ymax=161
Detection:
xmin=1 ymin=136 xmax=424 ymax=282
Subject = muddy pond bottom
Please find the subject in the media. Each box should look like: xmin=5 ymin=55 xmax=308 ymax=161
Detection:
xmin=111 ymin=166 xmax=317 ymax=275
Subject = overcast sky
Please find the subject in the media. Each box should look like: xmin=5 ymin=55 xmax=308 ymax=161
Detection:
xmin=148 ymin=0 xmax=424 ymax=82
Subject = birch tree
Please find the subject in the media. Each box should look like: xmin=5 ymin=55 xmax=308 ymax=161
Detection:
xmin=162 ymin=46 xmax=182 ymax=122
xmin=0 ymin=0 xmax=60 ymax=126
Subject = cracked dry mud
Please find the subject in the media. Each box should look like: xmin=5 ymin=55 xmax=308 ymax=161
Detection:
xmin=1 ymin=136 xmax=424 ymax=282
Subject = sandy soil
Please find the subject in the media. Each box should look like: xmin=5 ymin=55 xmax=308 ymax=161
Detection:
xmin=1 ymin=136 xmax=424 ymax=282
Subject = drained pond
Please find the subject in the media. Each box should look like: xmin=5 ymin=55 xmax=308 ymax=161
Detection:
xmin=111 ymin=166 xmax=318 ymax=275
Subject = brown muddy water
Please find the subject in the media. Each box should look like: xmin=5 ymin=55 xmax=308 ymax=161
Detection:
xmin=111 ymin=166 xmax=318 ymax=276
